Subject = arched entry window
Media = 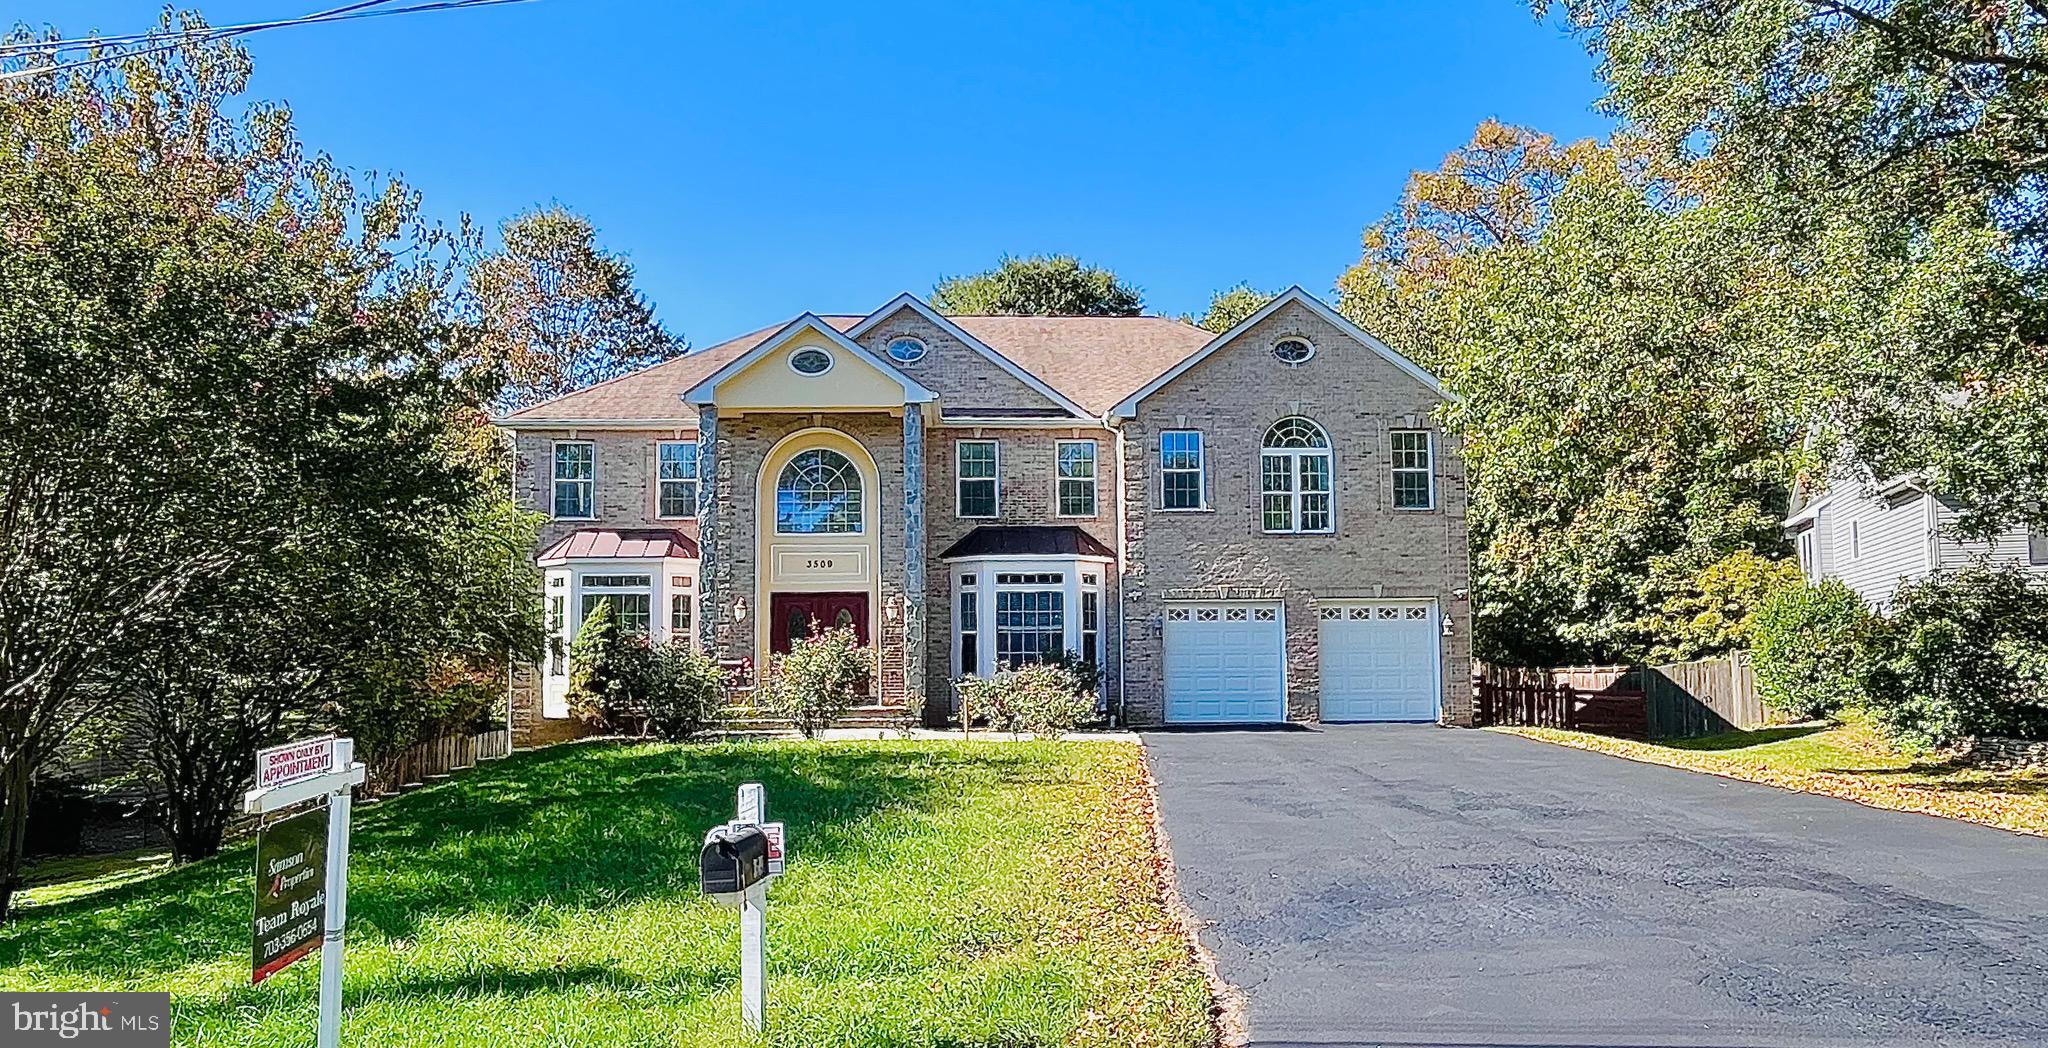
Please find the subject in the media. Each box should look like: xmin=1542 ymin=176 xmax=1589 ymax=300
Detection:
xmin=776 ymin=448 xmax=864 ymax=534
xmin=1261 ymin=417 xmax=1333 ymax=533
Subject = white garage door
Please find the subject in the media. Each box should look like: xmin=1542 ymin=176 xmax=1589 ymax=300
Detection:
xmin=1319 ymin=601 xmax=1442 ymax=722
xmin=1164 ymin=602 xmax=1286 ymax=723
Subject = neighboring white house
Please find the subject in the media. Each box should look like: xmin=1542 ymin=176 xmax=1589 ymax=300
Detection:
xmin=1786 ymin=471 xmax=2048 ymax=607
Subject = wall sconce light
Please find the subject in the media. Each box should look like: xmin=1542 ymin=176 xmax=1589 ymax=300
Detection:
xmin=1441 ymin=614 xmax=1455 ymax=638
xmin=733 ymin=596 xmax=749 ymax=624
xmin=885 ymin=593 xmax=903 ymax=623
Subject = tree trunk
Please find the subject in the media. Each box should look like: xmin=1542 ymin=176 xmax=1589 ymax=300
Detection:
xmin=0 ymin=748 xmax=34 ymax=924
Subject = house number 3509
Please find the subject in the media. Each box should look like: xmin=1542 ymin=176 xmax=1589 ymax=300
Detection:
xmin=806 ymin=558 xmax=836 ymax=569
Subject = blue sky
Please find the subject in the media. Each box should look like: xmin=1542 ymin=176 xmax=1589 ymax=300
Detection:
xmin=41 ymin=1 xmax=1612 ymax=343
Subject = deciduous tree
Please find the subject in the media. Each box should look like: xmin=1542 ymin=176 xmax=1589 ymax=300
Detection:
xmin=467 ymin=206 xmax=684 ymax=412
xmin=931 ymin=254 xmax=1144 ymax=316
xmin=1195 ymin=284 xmax=1276 ymax=333
xmin=0 ymin=16 xmax=537 ymax=914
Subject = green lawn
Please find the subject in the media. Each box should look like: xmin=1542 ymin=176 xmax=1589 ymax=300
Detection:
xmin=1501 ymin=719 xmax=2048 ymax=836
xmin=1 ymin=740 xmax=1213 ymax=1048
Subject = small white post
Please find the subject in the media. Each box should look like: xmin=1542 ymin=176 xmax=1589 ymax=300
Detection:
xmin=736 ymin=783 xmax=765 ymax=1033
xmin=317 ymin=739 xmax=355 ymax=1048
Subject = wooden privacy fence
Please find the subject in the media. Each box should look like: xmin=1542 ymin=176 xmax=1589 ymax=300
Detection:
xmin=1475 ymin=655 xmax=1765 ymax=741
xmin=1474 ymin=669 xmax=1649 ymax=739
xmin=1642 ymin=655 xmax=1765 ymax=738
xmin=364 ymin=727 xmax=510 ymax=797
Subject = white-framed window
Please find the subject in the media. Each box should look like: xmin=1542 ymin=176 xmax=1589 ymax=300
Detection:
xmin=1261 ymin=418 xmax=1333 ymax=533
xmin=579 ymin=573 xmax=652 ymax=634
xmin=957 ymin=574 xmax=978 ymax=676
xmin=1056 ymin=440 xmax=1097 ymax=517
xmin=1850 ymin=520 xmax=1862 ymax=559
xmin=1798 ymin=530 xmax=1818 ymax=580
xmin=776 ymin=448 xmax=863 ymax=534
xmin=886 ymin=336 xmax=927 ymax=364
xmin=1390 ymin=430 xmax=1435 ymax=510
xmin=788 ymin=347 xmax=833 ymax=375
xmin=552 ymin=441 xmax=595 ymax=519
xmin=657 ymin=441 xmax=698 ymax=519
xmin=547 ymin=579 xmax=567 ymax=677
xmin=2031 ymin=527 xmax=2047 ymax=566
xmin=958 ymin=440 xmax=999 ymax=518
xmin=671 ymin=592 xmax=693 ymax=638
xmin=995 ymin=572 xmax=1065 ymax=668
xmin=1081 ymin=572 xmax=1100 ymax=666
xmin=1272 ymin=337 xmax=1315 ymax=365
xmin=1160 ymin=430 xmax=1204 ymax=510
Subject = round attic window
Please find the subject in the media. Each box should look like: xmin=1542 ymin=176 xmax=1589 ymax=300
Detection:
xmin=886 ymin=337 xmax=928 ymax=364
xmin=1272 ymin=338 xmax=1315 ymax=365
xmin=788 ymin=347 xmax=834 ymax=376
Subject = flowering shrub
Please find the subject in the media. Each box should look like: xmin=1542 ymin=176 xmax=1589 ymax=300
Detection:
xmin=953 ymin=662 xmax=1095 ymax=739
xmin=759 ymin=626 xmax=873 ymax=738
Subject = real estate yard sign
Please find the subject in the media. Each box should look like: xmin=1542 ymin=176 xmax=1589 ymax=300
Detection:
xmin=252 ymin=804 xmax=328 ymax=984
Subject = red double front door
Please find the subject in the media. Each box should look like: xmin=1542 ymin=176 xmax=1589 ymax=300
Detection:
xmin=769 ymin=592 xmax=870 ymax=654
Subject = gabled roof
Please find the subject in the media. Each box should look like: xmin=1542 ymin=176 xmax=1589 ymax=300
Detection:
xmin=493 ymin=305 xmax=1216 ymax=427
xmin=950 ymin=315 xmax=1213 ymax=417
xmin=1110 ymin=286 xmax=1453 ymax=417
xmin=682 ymin=313 xmax=936 ymax=406
xmin=847 ymin=294 xmax=1095 ymax=418
xmin=495 ymin=318 xmax=853 ymax=427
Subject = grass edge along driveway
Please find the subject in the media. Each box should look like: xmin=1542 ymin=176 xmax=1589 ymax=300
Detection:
xmin=1498 ymin=721 xmax=2048 ymax=837
xmin=1 ymin=739 xmax=1215 ymax=1048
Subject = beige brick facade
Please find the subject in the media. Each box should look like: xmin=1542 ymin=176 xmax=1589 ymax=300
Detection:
xmin=500 ymin=289 xmax=1472 ymax=743
xmin=922 ymin=424 xmax=1121 ymax=708
xmin=1118 ymin=300 xmax=1474 ymax=725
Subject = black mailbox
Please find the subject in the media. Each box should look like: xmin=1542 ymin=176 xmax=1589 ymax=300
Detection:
xmin=700 ymin=823 xmax=770 ymax=897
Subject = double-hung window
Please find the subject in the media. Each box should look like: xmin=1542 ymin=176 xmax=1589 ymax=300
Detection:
xmin=671 ymin=592 xmax=693 ymax=639
xmin=994 ymin=572 xmax=1064 ymax=667
xmin=657 ymin=441 xmax=698 ymax=518
xmin=1057 ymin=440 xmax=1097 ymax=517
xmin=580 ymin=574 xmax=652 ymax=635
xmin=957 ymin=575 xmax=979 ymax=675
xmin=958 ymin=440 xmax=999 ymax=518
xmin=553 ymin=441 xmax=594 ymax=519
xmin=1080 ymin=572 xmax=1100 ymax=666
xmin=1160 ymin=431 xmax=1204 ymax=510
xmin=2032 ymin=527 xmax=2048 ymax=566
xmin=1261 ymin=418 xmax=1333 ymax=533
xmin=1390 ymin=430 xmax=1435 ymax=510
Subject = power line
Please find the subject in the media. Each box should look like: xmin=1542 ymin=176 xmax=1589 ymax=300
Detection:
xmin=0 ymin=0 xmax=538 ymax=80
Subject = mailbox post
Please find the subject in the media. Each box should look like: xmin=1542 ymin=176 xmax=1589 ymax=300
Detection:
xmin=700 ymin=783 xmax=783 ymax=1035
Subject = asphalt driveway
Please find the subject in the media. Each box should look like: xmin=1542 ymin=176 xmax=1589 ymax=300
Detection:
xmin=1146 ymin=725 xmax=2048 ymax=1048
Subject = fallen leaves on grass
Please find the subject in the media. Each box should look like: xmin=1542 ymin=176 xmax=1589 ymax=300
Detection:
xmin=1500 ymin=725 xmax=2048 ymax=837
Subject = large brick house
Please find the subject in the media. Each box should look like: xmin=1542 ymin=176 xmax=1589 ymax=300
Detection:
xmin=496 ymin=287 xmax=1471 ymax=744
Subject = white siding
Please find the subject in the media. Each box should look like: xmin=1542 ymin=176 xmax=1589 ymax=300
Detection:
xmin=1814 ymin=476 xmax=1933 ymax=608
xmin=1933 ymin=501 xmax=2048 ymax=579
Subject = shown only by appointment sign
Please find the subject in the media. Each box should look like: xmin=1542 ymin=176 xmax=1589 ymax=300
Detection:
xmin=256 ymin=736 xmax=337 ymax=791
xmin=252 ymin=804 xmax=327 ymax=984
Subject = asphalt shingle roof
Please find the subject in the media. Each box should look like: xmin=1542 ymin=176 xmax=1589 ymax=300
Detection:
xmin=499 ymin=312 xmax=1212 ymax=424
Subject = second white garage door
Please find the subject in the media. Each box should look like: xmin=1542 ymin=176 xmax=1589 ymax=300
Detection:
xmin=1319 ymin=601 xmax=1442 ymax=722
xmin=1164 ymin=602 xmax=1286 ymax=723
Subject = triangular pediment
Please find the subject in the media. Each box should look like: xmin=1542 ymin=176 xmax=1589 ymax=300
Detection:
xmin=683 ymin=314 xmax=935 ymax=411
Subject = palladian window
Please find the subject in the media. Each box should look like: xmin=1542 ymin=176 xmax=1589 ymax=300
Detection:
xmin=1261 ymin=417 xmax=1333 ymax=533
xmin=776 ymin=448 xmax=863 ymax=534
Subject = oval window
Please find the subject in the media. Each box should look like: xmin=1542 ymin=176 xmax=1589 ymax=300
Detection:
xmin=789 ymin=348 xmax=834 ymax=375
xmin=1273 ymin=338 xmax=1315 ymax=365
xmin=886 ymin=337 xmax=927 ymax=364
